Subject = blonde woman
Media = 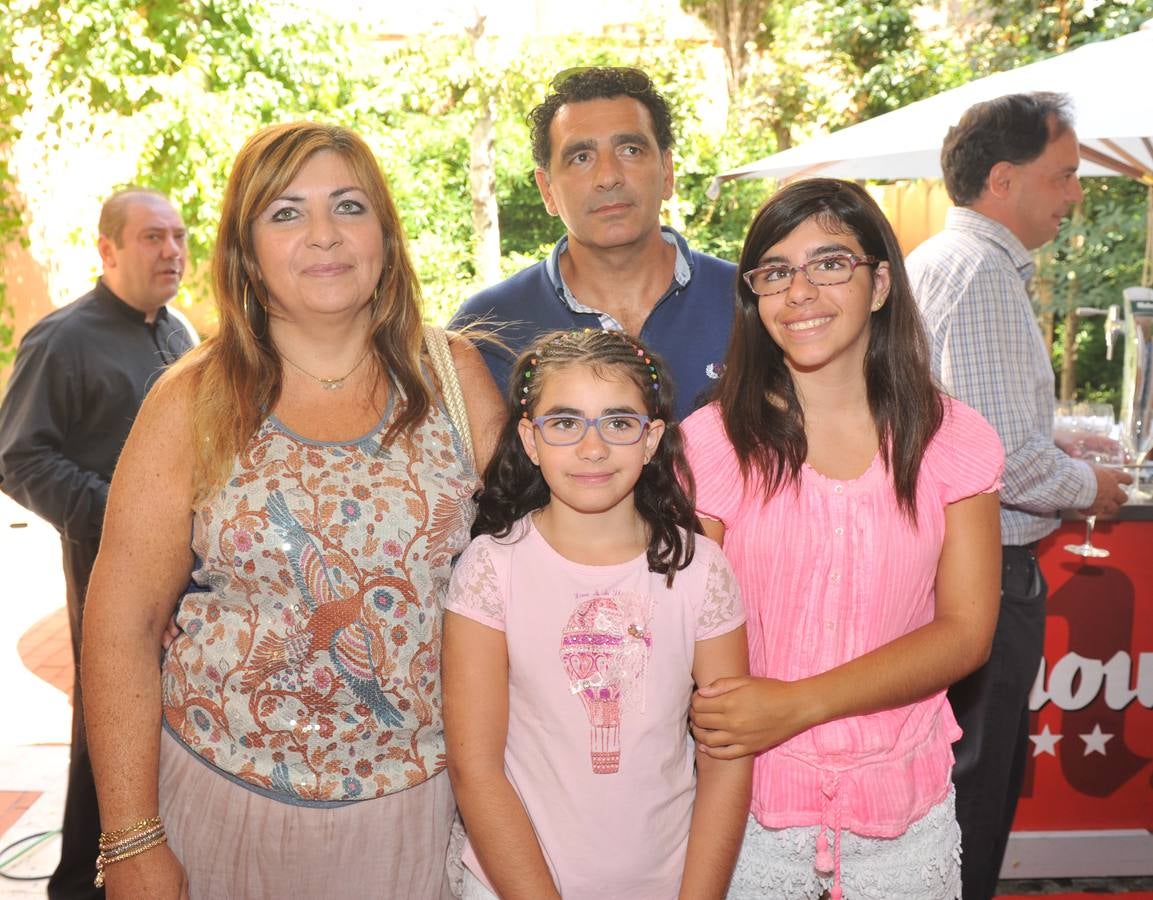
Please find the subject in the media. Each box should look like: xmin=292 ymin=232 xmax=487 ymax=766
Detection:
xmin=82 ymin=122 xmax=502 ymax=898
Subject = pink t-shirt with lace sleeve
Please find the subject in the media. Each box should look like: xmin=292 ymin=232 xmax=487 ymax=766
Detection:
xmin=446 ymin=517 xmax=744 ymax=899
xmin=681 ymin=396 xmax=1003 ymax=838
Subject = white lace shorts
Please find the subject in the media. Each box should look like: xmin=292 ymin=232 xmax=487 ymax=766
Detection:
xmin=460 ymin=868 xmax=499 ymax=900
xmin=727 ymin=786 xmax=962 ymax=900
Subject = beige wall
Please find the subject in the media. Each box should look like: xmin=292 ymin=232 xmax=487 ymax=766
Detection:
xmin=869 ymin=180 xmax=953 ymax=256
xmin=3 ymin=242 xmax=54 ymax=345
xmin=1 ymin=230 xmax=54 ymax=385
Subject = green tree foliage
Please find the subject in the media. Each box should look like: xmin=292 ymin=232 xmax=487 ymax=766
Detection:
xmin=369 ymin=25 xmax=743 ymax=315
xmin=817 ymin=0 xmax=964 ymax=122
xmin=677 ymin=0 xmax=976 ymax=262
xmin=0 ymin=0 xmax=352 ymax=337
xmin=961 ymin=0 xmax=1153 ymax=401
xmin=0 ymin=6 xmax=33 ymax=365
xmin=966 ymin=0 xmax=1153 ymax=64
xmin=2 ymin=0 xmax=1150 ymax=412
xmin=679 ymin=0 xmax=1152 ymax=403
xmin=1047 ymin=179 xmax=1149 ymax=406
xmin=679 ymin=0 xmax=774 ymax=99
xmin=0 ymin=6 xmax=730 ymax=329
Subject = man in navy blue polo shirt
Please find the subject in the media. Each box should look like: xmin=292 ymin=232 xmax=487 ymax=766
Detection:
xmin=449 ymin=66 xmax=736 ymax=421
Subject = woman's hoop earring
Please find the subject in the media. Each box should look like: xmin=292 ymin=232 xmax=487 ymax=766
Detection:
xmin=243 ymin=282 xmax=266 ymax=339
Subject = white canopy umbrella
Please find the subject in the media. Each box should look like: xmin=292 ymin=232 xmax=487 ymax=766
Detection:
xmin=708 ymin=23 xmax=1153 ymax=196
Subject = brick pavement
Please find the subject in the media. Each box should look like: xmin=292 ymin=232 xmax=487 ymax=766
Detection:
xmin=0 ymin=493 xmax=70 ymax=894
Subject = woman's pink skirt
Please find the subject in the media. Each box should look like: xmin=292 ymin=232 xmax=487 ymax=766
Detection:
xmin=159 ymin=729 xmax=455 ymax=899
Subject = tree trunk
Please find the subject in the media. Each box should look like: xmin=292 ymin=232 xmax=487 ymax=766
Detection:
xmin=466 ymin=15 xmax=501 ymax=288
xmin=469 ymin=98 xmax=501 ymax=287
xmin=688 ymin=0 xmax=772 ymax=101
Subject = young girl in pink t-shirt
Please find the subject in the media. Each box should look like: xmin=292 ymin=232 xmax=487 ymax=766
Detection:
xmin=443 ymin=329 xmax=751 ymax=900
xmin=683 ymin=179 xmax=1004 ymax=900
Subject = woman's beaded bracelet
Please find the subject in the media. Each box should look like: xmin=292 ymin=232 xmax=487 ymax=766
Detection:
xmin=100 ymin=824 xmax=165 ymax=856
xmin=94 ymin=819 xmax=167 ymax=887
xmin=98 ymin=815 xmax=162 ymax=846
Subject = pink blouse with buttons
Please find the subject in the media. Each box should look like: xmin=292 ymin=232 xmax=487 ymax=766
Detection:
xmin=681 ymin=396 xmax=1003 ymax=839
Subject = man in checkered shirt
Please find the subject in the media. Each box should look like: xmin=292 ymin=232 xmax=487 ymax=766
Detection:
xmin=906 ymin=91 xmax=1131 ymax=900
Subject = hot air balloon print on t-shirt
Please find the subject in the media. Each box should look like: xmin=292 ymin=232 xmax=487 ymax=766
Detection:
xmin=559 ymin=590 xmax=654 ymax=774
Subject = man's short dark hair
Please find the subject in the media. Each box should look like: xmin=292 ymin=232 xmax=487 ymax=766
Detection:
xmin=528 ymin=66 xmax=675 ymax=170
xmin=940 ymin=92 xmax=1075 ymax=206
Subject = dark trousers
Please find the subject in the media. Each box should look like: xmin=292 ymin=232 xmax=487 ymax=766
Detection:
xmin=948 ymin=544 xmax=1047 ymax=900
xmin=47 ymin=538 xmax=104 ymax=900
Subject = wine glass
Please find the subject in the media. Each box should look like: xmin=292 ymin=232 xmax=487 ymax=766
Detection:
xmin=1058 ymin=402 xmax=1124 ymax=559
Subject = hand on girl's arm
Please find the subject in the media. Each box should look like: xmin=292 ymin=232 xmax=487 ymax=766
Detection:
xmin=690 ymin=675 xmax=822 ymax=759
xmin=679 ymin=626 xmax=753 ymax=900
xmin=443 ymin=612 xmax=561 ymax=900
xmin=691 ymin=491 xmax=1001 ymax=759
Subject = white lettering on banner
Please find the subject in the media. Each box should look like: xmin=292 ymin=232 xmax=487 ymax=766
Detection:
xmin=1030 ymin=652 xmax=1153 ymax=711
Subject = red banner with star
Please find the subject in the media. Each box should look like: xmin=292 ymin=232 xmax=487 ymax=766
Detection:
xmin=1013 ymin=518 xmax=1153 ymax=832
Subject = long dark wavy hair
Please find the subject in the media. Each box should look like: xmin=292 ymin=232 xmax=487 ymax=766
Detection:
xmin=717 ymin=178 xmax=943 ymax=521
xmin=473 ymin=329 xmax=700 ymax=586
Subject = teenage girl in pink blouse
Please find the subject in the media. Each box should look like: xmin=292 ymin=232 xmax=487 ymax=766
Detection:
xmin=682 ymin=178 xmax=1004 ymax=900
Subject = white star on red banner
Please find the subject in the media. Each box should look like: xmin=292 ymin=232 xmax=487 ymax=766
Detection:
xmin=1029 ymin=724 xmax=1062 ymax=757
xmin=1079 ymin=723 xmax=1113 ymax=756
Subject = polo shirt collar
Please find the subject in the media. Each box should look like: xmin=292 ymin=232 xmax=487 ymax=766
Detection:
xmin=544 ymin=226 xmax=693 ymax=315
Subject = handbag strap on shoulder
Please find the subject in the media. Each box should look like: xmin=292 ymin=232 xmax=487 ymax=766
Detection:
xmin=423 ymin=324 xmax=475 ymax=470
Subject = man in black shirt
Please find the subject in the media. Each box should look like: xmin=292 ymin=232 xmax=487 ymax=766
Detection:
xmin=0 ymin=187 xmax=193 ymax=899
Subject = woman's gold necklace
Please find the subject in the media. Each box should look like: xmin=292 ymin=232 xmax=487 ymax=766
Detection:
xmin=280 ymin=347 xmax=371 ymax=391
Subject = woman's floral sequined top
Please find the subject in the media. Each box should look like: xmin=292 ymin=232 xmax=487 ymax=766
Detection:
xmin=162 ymin=398 xmax=477 ymax=804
